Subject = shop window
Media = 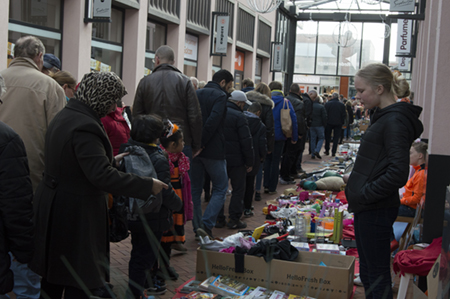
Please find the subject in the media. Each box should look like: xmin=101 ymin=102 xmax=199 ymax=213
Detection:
xmin=360 ymin=23 xmax=386 ymax=69
xmin=146 ymin=21 xmax=166 ymax=52
xmin=92 ymin=8 xmax=123 ymax=44
xmin=144 ymin=53 xmax=155 ymax=76
xmin=187 ymin=0 xmax=211 ymax=34
xmin=237 ymin=8 xmax=255 ymax=47
xmin=257 ymin=20 xmax=271 ymax=54
xmin=184 ymin=61 xmax=197 ymax=77
xmin=295 ymin=21 xmax=317 ymax=74
xmin=213 ymin=55 xmax=222 ymax=68
xmin=184 ymin=34 xmax=198 ymax=77
xmin=9 ymin=0 xmax=61 ymax=30
xmin=8 ymin=26 xmax=61 ymax=58
xmin=315 ymin=22 xmax=339 ymax=75
xmin=255 ymin=57 xmax=262 ymax=84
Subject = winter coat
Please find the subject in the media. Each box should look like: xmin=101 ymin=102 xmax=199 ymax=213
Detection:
xmin=400 ymin=164 xmax=427 ymax=210
xmin=196 ymin=81 xmax=228 ymax=160
xmin=241 ymin=86 xmax=255 ymax=93
xmin=101 ymin=107 xmax=130 ymax=156
xmin=345 ymin=103 xmax=423 ymax=214
xmin=310 ymin=101 xmax=327 ymax=127
xmin=30 ymin=99 xmax=157 ymax=290
xmin=302 ymin=93 xmax=313 ymax=127
xmin=0 ymin=57 xmax=65 ymax=192
xmin=246 ymin=91 xmax=275 ymax=153
xmin=286 ymin=92 xmax=306 ymax=136
xmin=119 ymin=140 xmax=182 ymax=232
xmin=0 ymin=122 xmax=33 ymax=295
xmin=346 ymin=104 xmax=354 ymax=125
xmin=133 ymin=63 xmax=202 ymax=151
xmin=324 ymin=98 xmax=346 ymax=126
xmin=223 ymin=101 xmax=254 ymax=168
xmin=271 ymin=91 xmax=298 ymax=142
xmin=244 ymin=111 xmax=267 ymax=176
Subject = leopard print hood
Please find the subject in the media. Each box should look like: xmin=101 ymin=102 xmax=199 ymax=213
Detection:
xmin=75 ymin=72 xmax=127 ymax=118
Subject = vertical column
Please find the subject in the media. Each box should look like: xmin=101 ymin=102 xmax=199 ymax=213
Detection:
xmin=167 ymin=1 xmax=187 ymax=71
xmin=62 ymin=0 xmax=92 ymax=82
xmin=196 ymin=0 xmax=215 ymax=81
xmin=0 ymin=0 xmax=10 ymax=70
xmin=122 ymin=1 xmax=149 ymax=105
xmin=222 ymin=3 xmax=238 ymax=74
xmin=244 ymin=50 xmax=256 ymax=81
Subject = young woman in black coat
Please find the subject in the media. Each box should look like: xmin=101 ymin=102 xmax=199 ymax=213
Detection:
xmin=345 ymin=63 xmax=423 ymax=298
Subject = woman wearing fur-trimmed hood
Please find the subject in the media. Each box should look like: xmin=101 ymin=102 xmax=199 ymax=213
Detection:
xmin=245 ymin=90 xmax=274 ymax=153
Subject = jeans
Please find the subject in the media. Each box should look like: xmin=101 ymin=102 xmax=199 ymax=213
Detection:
xmin=255 ymin=164 xmax=263 ymax=192
xmin=398 ymin=205 xmax=416 ymax=217
xmin=354 ymin=207 xmax=398 ymax=299
xmin=127 ymin=221 xmax=163 ymax=299
xmin=218 ymin=165 xmax=246 ymax=221
xmin=191 ymin=157 xmax=228 ymax=231
xmin=309 ymin=126 xmax=325 ymax=156
xmin=263 ymin=141 xmax=285 ymax=192
xmin=325 ymin=124 xmax=342 ymax=155
xmin=2 ymin=253 xmax=40 ymax=299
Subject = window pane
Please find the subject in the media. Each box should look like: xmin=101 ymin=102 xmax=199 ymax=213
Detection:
xmin=316 ymin=22 xmax=339 ymax=75
xmin=146 ymin=21 xmax=166 ymax=52
xmin=144 ymin=57 xmax=155 ymax=76
xmin=389 ymin=23 xmax=399 ymax=67
xmin=9 ymin=0 xmax=61 ymax=30
xmin=338 ymin=22 xmax=362 ymax=76
xmin=255 ymin=58 xmax=262 ymax=76
xmin=361 ymin=23 xmax=386 ymax=68
xmin=212 ymin=55 xmax=222 ymax=67
xmin=92 ymin=9 xmax=123 ymax=43
xmin=295 ymin=21 xmax=317 ymax=74
xmin=183 ymin=64 xmax=197 ymax=77
xmin=91 ymin=47 xmax=122 ymax=76
xmin=8 ymin=30 xmax=61 ymax=58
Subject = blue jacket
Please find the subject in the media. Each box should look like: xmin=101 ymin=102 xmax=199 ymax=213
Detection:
xmin=271 ymin=90 xmax=298 ymax=142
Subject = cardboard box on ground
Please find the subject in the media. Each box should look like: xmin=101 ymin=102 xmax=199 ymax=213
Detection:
xmin=196 ymin=249 xmax=355 ymax=299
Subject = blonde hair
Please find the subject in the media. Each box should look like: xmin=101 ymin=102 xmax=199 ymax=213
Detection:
xmin=412 ymin=141 xmax=428 ymax=158
xmin=255 ymin=82 xmax=271 ymax=98
xmin=51 ymin=71 xmax=77 ymax=88
xmin=356 ymin=63 xmax=410 ymax=98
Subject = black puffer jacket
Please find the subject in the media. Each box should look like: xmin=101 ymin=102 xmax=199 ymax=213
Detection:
xmin=224 ymin=101 xmax=254 ymax=168
xmin=244 ymin=111 xmax=267 ymax=176
xmin=286 ymin=92 xmax=306 ymax=136
xmin=302 ymin=93 xmax=313 ymax=127
xmin=196 ymin=81 xmax=229 ymax=160
xmin=132 ymin=63 xmax=202 ymax=151
xmin=325 ymin=98 xmax=346 ymax=125
xmin=0 ymin=122 xmax=33 ymax=295
xmin=119 ymin=140 xmax=182 ymax=232
xmin=246 ymin=91 xmax=275 ymax=153
xmin=345 ymin=103 xmax=423 ymax=213
xmin=310 ymin=101 xmax=327 ymax=127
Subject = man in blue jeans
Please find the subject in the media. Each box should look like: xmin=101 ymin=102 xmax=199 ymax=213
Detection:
xmin=307 ymin=90 xmax=327 ymax=159
xmin=191 ymin=70 xmax=234 ymax=239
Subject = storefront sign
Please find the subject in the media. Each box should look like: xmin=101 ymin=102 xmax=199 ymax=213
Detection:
xmin=396 ymin=19 xmax=413 ymax=56
xmin=390 ymin=0 xmax=415 ymax=12
xmin=215 ymin=16 xmax=229 ymax=54
xmin=184 ymin=34 xmax=198 ymax=61
xmin=235 ymin=51 xmax=245 ymax=72
xmin=398 ymin=57 xmax=411 ymax=71
xmin=272 ymin=44 xmax=283 ymax=72
xmin=93 ymin=0 xmax=112 ymax=18
xmin=293 ymin=75 xmax=321 ymax=85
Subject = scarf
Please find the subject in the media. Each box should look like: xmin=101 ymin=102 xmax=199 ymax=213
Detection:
xmin=159 ymin=145 xmax=190 ymax=175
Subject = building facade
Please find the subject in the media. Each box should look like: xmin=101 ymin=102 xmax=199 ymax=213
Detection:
xmin=0 ymin=0 xmax=277 ymax=105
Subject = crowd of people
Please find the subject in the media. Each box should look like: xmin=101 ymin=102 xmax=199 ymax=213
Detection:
xmin=0 ymin=35 xmax=422 ymax=299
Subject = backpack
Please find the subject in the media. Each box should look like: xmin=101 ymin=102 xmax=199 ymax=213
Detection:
xmin=280 ymin=99 xmax=292 ymax=138
xmin=108 ymin=145 xmax=162 ymax=242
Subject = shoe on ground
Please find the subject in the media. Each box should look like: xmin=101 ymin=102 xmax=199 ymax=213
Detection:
xmin=197 ymin=227 xmax=213 ymax=239
xmin=171 ymin=243 xmax=188 ymax=252
xmin=254 ymin=192 xmax=262 ymax=201
xmin=264 ymin=188 xmax=269 ymax=194
xmin=194 ymin=234 xmax=200 ymax=241
xmin=332 ymin=153 xmax=336 ymax=157
xmin=215 ymin=218 xmax=227 ymax=228
xmin=151 ymin=276 xmax=166 ymax=288
xmin=144 ymin=285 xmax=167 ymax=295
xmin=297 ymin=168 xmax=306 ymax=174
xmin=314 ymin=152 xmax=322 ymax=159
xmin=227 ymin=219 xmax=247 ymax=229
xmin=244 ymin=209 xmax=254 ymax=217
xmin=90 ymin=286 xmax=114 ymax=299
xmin=268 ymin=190 xmax=277 ymax=195
xmin=324 ymin=151 xmax=329 ymax=155
xmin=311 ymin=155 xmax=315 ymax=159
xmin=353 ymin=274 xmax=363 ymax=286
xmin=251 ymin=205 xmax=254 ymax=210
xmin=279 ymin=178 xmax=296 ymax=185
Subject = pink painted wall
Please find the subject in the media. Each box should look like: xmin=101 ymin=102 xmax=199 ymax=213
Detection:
xmin=122 ymin=1 xmax=149 ymax=106
xmin=167 ymin=1 xmax=187 ymax=72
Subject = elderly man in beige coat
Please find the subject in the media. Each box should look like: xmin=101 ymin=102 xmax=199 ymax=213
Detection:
xmin=0 ymin=36 xmax=65 ymax=193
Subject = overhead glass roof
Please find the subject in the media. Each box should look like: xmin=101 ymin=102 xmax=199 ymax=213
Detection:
xmin=291 ymin=0 xmax=395 ymax=14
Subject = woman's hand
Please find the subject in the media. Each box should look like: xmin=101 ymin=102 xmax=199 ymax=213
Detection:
xmin=114 ymin=152 xmax=129 ymax=167
xmin=152 ymin=178 xmax=168 ymax=194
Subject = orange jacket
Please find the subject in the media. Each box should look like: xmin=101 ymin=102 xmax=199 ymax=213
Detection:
xmin=400 ymin=164 xmax=427 ymax=209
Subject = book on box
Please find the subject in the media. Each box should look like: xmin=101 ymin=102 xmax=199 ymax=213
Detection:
xmin=208 ymin=275 xmax=250 ymax=296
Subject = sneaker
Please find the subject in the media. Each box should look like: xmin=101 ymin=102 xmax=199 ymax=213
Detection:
xmin=264 ymin=188 xmax=269 ymax=194
xmin=151 ymin=276 xmax=166 ymax=288
xmin=215 ymin=218 xmax=227 ymax=228
xmin=314 ymin=152 xmax=322 ymax=159
xmin=171 ymin=243 xmax=188 ymax=252
xmin=144 ymin=285 xmax=167 ymax=295
xmin=268 ymin=190 xmax=277 ymax=195
xmin=254 ymin=192 xmax=262 ymax=201
xmin=244 ymin=209 xmax=254 ymax=217
xmin=197 ymin=227 xmax=213 ymax=239
xmin=297 ymin=168 xmax=306 ymax=174
xmin=324 ymin=151 xmax=329 ymax=155
xmin=353 ymin=274 xmax=363 ymax=286
xmin=332 ymin=153 xmax=336 ymax=157
xmin=90 ymin=286 xmax=114 ymax=298
xmin=280 ymin=178 xmax=296 ymax=185
xmin=227 ymin=219 xmax=247 ymax=229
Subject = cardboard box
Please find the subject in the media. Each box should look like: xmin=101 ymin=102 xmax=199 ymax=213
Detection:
xmin=196 ymin=248 xmax=355 ymax=299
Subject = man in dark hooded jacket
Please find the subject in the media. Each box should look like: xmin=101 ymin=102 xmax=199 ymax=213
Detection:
xmin=216 ymin=91 xmax=254 ymax=229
